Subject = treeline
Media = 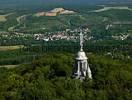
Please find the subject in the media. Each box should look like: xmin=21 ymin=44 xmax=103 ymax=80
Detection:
xmin=25 ymin=40 xmax=132 ymax=55
xmin=0 ymin=53 xmax=131 ymax=100
xmin=0 ymin=39 xmax=131 ymax=65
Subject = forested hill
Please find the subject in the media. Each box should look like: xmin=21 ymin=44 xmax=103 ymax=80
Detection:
xmin=0 ymin=53 xmax=131 ymax=99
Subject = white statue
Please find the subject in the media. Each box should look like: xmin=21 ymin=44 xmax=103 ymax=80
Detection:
xmin=73 ymin=32 xmax=92 ymax=80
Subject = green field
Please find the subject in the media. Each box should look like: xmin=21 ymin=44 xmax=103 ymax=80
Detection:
xmin=0 ymin=15 xmax=7 ymax=22
xmin=0 ymin=45 xmax=24 ymax=51
xmin=0 ymin=65 xmax=18 ymax=68
xmin=0 ymin=13 xmax=13 ymax=22
xmin=91 ymin=6 xmax=132 ymax=12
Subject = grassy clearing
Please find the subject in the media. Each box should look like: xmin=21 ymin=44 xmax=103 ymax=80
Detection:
xmin=0 ymin=13 xmax=13 ymax=22
xmin=0 ymin=15 xmax=7 ymax=22
xmin=91 ymin=6 xmax=132 ymax=12
xmin=0 ymin=65 xmax=18 ymax=68
xmin=0 ymin=45 xmax=24 ymax=51
xmin=128 ymin=30 xmax=132 ymax=32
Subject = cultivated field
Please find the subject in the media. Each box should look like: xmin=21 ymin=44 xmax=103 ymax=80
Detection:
xmin=0 ymin=15 xmax=7 ymax=22
xmin=0 ymin=13 xmax=13 ymax=22
xmin=0 ymin=65 xmax=18 ymax=68
xmin=91 ymin=6 xmax=132 ymax=12
xmin=0 ymin=45 xmax=24 ymax=51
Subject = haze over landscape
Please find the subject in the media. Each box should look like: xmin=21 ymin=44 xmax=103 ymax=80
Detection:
xmin=0 ymin=0 xmax=132 ymax=8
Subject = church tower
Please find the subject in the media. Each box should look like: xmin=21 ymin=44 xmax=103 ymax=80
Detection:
xmin=73 ymin=32 xmax=92 ymax=80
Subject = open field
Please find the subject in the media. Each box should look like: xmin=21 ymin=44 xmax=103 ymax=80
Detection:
xmin=0 ymin=45 xmax=24 ymax=51
xmin=0 ymin=13 xmax=13 ymax=22
xmin=0 ymin=64 xmax=18 ymax=68
xmin=0 ymin=15 xmax=7 ymax=22
xmin=91 ymin=6 xmax=132 ymax=12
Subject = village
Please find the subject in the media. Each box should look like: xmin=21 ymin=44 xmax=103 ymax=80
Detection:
xmin=0 ymin=27 xmax=131 ymax=44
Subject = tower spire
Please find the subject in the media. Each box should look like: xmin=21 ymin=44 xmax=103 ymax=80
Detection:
xmin=80 ymin=32 xmax=83 ymax=51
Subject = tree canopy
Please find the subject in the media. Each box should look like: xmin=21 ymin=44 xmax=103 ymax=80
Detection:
xmin=0 ymin=53 xmax=131 ymax=100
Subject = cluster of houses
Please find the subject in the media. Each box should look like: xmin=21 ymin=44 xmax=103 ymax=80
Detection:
xmin=0 ymin=27 xmax=131 ymax=42
xmin=112 ymin=34 xmax=130 ymax=40
xmin=34 ymin=28 xmax=91 ymax=41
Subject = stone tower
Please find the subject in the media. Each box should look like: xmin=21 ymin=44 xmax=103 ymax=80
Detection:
xmin=73 ymin=32 xmax=92 ymax=80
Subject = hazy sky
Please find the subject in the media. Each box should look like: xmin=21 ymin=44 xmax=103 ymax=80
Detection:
xmin=0 ymin=0 xmax=131 ymax=8
xmin=0 ymin=0 xmax=130 ymax=4
xmin=0 ymin=0 xmax=107 ymax=5
xmin=0 ymin=0 xmax=105 ymax=4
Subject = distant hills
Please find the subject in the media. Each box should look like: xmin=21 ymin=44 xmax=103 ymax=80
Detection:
xmin=0 ymin=0 xmax=132 ymax=8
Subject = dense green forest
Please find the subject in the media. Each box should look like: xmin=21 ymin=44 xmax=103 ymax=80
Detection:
xmin=0 ymin=53 xmax=132 ymax=100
